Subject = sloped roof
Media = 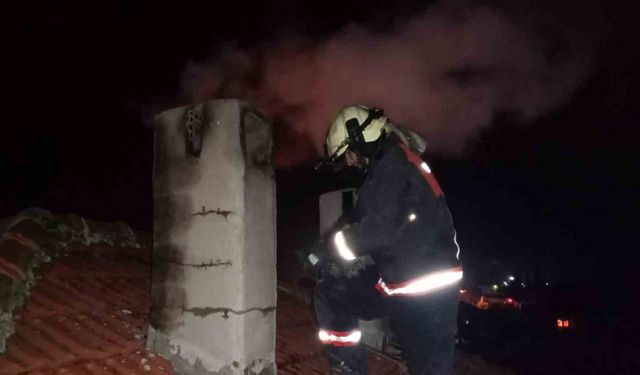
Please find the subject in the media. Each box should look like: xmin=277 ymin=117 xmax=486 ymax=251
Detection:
xmin=0 ymin=245 xmax=407 ymax=375
xmin=0 ymin=210 xmax=512 ymax=374
xmin=0 ymin=210 xmax=407 ymax=375
xmin=0 ymin=242 xmax=176 ymax=375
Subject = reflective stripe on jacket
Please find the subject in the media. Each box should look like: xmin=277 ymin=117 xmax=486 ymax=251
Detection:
xmin=375 ymin=266 xmax=463 ymax=296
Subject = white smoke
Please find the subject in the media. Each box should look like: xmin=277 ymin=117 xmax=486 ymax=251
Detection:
xmin=181 ymin=0 xmax=595 ymax=166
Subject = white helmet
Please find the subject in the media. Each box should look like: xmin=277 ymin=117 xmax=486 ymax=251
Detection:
xmin=325 ymin=105 xmax=388 ymax=159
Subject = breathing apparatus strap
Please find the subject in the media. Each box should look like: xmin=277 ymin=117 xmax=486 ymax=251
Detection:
xmin=358 ymin=107 xmax=384 ymax=134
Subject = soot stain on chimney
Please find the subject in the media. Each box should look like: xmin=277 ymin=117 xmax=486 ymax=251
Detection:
xmin=150 ymin=243 xmax=187 ymax=331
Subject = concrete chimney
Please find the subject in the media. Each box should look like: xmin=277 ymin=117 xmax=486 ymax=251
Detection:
xmin=149 ymin=100 xmax=276 ymax=375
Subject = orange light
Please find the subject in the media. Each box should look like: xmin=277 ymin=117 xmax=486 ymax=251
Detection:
xmin=476 ymin=296 xmax=489 ymax=309
xmin=557 ymin=319 xmax=570 ymax=329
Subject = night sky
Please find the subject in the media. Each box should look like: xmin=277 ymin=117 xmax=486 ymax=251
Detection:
xmin=3 ymin=1 xmax=639 ymax=288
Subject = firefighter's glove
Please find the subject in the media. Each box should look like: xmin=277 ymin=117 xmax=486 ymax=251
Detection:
xmin=317 ymin=256 xmax=370 ymax=279
xmin=339 ymin=257 xmax=368 ymax=279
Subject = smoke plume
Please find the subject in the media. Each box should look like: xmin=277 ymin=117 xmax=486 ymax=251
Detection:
xmin=181 ymin=0 xmax=597 ymax=167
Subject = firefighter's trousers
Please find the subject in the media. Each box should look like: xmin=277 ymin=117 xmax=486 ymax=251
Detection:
xmin=313 ymin=267 xmax=459 ymax=375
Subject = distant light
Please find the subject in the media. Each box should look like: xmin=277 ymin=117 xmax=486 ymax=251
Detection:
xmin=459 ymin=289 xmax=467 ymax=294
xmin=556 ymin=319 xmax=570 ymax=329
xmin=492 ymin=284 xmax=498 ymax=290
xmin=505 ymin=298 xmax=514 ymax=304
xmin=521 ymin=283 xmax=526 ymax=287
xmin=503 ymin=281 xmax=508 ymax=286
xmin=508 ymin=276 xmax=515 ymax=281
xmin=408 ymin=213 xmax=417 ymax=222
xmin=545 ymin=282 xmax=549 ymax=286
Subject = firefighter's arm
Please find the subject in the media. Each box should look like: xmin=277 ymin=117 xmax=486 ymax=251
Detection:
xmin=332 ymin=153 xmax=407 ymax=259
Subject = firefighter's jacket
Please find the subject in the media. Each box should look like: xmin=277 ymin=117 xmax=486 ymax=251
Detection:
xmin=339 ymin=136 xmax=461 ymax=285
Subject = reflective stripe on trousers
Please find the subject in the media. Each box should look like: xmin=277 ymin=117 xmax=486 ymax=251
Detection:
xmin=318 ymin=329 xmax=362 ymax=346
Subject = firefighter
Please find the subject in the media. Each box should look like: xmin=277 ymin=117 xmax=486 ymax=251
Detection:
xmin=307 ymin=105 xmax=463 ymax=375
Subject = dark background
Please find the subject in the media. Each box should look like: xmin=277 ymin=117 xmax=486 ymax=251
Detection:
xmin=3 ymin=1 xmax=639 ymax=291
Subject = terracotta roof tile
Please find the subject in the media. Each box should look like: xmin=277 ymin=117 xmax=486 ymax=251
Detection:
xmin=2 ymin=244 xmax=409 ymax=374
xmin=0 ymin=246 xmax=175 ymax=375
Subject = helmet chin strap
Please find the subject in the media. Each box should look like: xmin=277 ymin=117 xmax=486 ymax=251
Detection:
xmin=315 ymin=141 xmax=349 ymax=171
xmin=345 ymin=150 xmax=368 ymax=169
xmin=356 ymin=130 xmax=385 ymax=174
